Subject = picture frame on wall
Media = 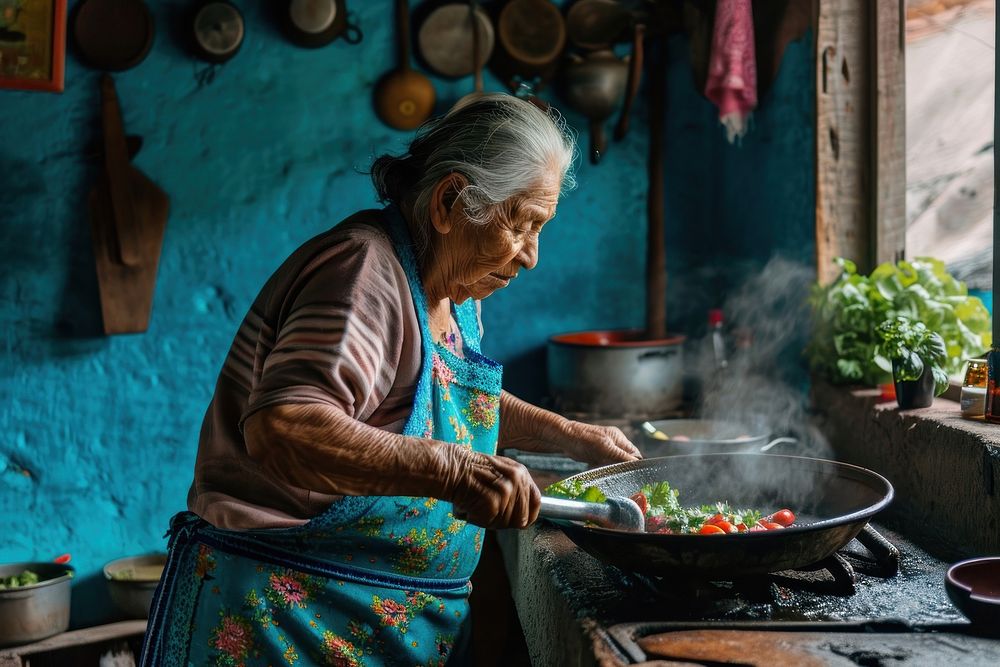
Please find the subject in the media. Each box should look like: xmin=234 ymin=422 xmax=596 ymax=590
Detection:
xmin=0 ymin=0 xmax=66 ymax=92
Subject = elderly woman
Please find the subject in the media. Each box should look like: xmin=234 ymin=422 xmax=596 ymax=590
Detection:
xmin=141 ymin=94 xmax=638 ymax=666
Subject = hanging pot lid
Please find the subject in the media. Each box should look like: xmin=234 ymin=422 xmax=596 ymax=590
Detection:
xmin=284 ymin=0 xmax=361 ymax=48
xmin=417 ymin=3 xmax=494 ymax=79
xmin=192 ymin=1 xmax=245 ymax=64
xmin=73 ymin=0 xmax=155 ymax=72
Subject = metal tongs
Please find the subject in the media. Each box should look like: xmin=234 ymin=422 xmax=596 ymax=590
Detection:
xmin=539 ymin=495 xmax=645 ymax=532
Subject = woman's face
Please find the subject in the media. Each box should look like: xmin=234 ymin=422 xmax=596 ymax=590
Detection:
xmin=432 ymin=170 xmax=561 ymax=303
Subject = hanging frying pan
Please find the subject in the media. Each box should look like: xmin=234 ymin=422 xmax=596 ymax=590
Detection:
xmin=491 ymin=0 xmax=566 ymax=92
xmin=282 ymin=0 xmax=362 ymax=48
xmin=73 ymin=0 xmax=155 ymax=71
xmin=565 ymin=0 xmax=630 ymax=51
xmin=543 ymin=454 xmax=894 ymax=579
xmin=373 ymin=0 xmax=435 ymax=130
xmin=190 ymin=1 xmax=245 ymax=64
xmin=417 ymin=2 xmax=493 ymax=79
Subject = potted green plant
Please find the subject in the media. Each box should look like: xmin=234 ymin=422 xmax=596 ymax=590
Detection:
xmin=807 ymin=257 xmax=992 ymax=390
xmin=873 ymin=316 xmax=950 ymax=409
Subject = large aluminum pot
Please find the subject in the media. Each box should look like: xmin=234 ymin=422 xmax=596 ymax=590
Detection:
xmin=547 ymin=329 xmax=685 ymax=418
xmin=0 ymin=562 xmax=74 ymax=647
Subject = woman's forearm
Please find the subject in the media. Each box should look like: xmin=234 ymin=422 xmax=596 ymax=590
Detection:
xmin=498 ymin=390 xmax=569 ymax=453
xmin=498 ymin=391 xmax=641 ymax=464
xmin=244 ymin=403 xmax=474 ymax=499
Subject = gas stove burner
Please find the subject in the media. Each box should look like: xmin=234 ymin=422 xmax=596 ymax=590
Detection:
xmin=629 ymin=525 xmax=898 ymax=606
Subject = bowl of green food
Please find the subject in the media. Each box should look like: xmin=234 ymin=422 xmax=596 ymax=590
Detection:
xmin=104 ymin=553 xmax=167 ymax=619
xmin=0 ymin=562 xmax=75 ymax=647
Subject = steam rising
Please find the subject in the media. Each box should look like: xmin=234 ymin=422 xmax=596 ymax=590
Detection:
xmin=692 ymin=257 xmax=832 ymax=458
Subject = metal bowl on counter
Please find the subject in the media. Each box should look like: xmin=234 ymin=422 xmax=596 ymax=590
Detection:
xmin=0 ymin=562 xmax=75 ymax=647
xmin=104 ymin=553 xmax=166 ymax=619
xmin=639 ymin=418 xmax=797 ymax=457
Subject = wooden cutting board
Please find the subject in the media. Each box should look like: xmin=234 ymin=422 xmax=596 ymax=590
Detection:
xmin=89 ymin=74 xmax=169 ymax=335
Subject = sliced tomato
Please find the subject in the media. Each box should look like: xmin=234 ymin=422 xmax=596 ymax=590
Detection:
xmin=750 ymin=522 xmax=769 ymax=532
xmin=629 ymin=492 xmax=648 ymax=515
xmin=713 ymin=520 xmax=738 ymax=533
xmin=736 ymin=523 xmax=748 ymax=532
xmin=698 ymin=524 xmax=726 ymax=535
xmin=769 ymin=509 xmax=796 ymax=527
xmin=761 ymin=521 xmax=785 ymax=530
xmin=708 ymin=513 xmax=725 ymax=524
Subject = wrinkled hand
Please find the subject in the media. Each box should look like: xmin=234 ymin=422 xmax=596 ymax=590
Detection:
xmin=556 ymin=421 xmax=641 ymax=465
xmin=445 ymin=450 xmax=541 ymax=529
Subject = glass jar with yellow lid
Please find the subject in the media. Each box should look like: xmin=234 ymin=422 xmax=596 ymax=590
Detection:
xmin=961 ymin=358 xmax=988 ymax=418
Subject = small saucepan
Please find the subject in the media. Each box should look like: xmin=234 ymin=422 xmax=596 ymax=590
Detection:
xmin=639 ymin=418 xmax=797 ymax=456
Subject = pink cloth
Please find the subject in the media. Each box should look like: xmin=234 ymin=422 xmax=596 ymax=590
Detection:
xmin=705 ymin=0 xmax=758 ymax=143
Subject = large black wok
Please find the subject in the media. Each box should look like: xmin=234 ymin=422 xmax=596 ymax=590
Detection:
xmin=546 ymin=453 xmax=894 ymax=579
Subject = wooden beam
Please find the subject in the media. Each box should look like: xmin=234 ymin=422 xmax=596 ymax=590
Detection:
xmin=815 ymin=0 xmax=872 ymax=283
xmin=816 ymin=0 xmax=908 ymax=283
xmin=869 ymin=0 xmax=907 ymax=266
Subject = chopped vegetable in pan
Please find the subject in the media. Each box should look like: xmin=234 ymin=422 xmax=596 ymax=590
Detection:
xmin=544 ymin=479 xmax=796 ymax=534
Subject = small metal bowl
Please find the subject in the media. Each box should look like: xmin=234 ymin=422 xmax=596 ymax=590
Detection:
xmin=946 ymin=557 xmax=1000 ymax=633
xmin=0 ymin=562 xmax=74 ymax=647
xmin=104 ymin=553 xmax=166 ymax=619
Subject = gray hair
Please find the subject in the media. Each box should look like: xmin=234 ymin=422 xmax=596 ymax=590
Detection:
xmin=371 ymin=93 xmax=577 ymax=252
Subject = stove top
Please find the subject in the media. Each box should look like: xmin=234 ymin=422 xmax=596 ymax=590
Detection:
xmin=604 ymin=524 xmax=963 ymax=626
xmin=495 ymin=519 xmax=1000 ymax=666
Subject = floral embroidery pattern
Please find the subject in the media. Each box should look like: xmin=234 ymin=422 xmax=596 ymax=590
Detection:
xmin=448 ymin=415 xmax=473 ymax=447
xmin=431 ymin=354 xmax=454 ymax=399
xmin=209 ymin=612 xmax=254 ymax=666
xmin=264 ymin=570 xmax=321 ymax=609
xmin=355 ymin=516 xmax=384 ymax=537
xmin=371 ymin=591 xmax=436 ymax=635
xmin=320 ymin=630 xmax=364 ymax=666
xmin=393 ymin=527 xmax=449 ymax=575
xmin=196 ymin=544 xmax=217 ymax=579
xmin=463 ymin=391 xmax=498 ymax=430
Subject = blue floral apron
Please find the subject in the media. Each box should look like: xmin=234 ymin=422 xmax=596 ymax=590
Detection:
xmin=141 ymin=208 xmax=503 ymax=666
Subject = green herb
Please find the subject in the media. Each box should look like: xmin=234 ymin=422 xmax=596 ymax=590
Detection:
xmin=807 ymin=257 xmax=992 ymax=386
xmin=0 ymin=569 xmax=39 ymax=590
xmin=640 ymin=481 xmax=678 ymax=514
xmin=545 ymin=479 xmax=765 ymax=534
xmin=874 ymin=316 xmax=951 ymax=395
xmin=544 ymin=479 xmax=607 ymax=504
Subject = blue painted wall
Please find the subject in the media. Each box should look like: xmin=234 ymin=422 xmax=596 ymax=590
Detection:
xmin=0 ymin=1 xmax=813 ymax=628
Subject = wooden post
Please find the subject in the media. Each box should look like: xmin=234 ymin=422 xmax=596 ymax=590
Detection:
xmin=646 ymin=39 xmax=668 ymax=339
xmin=869 ymin=0 xmax=907 ymax=266
xmin=815 ymin=0 xmax=907 ymax=283
xmin=815 ymin=0 xmax=872 ymax=284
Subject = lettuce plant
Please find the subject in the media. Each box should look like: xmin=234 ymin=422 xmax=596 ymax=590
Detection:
xmin=807 ymin=257 xmax=992 ymax=386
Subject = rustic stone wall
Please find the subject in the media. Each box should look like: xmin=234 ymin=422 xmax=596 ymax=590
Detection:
xmin=812 ymin=383 xmax=1000 ymax=559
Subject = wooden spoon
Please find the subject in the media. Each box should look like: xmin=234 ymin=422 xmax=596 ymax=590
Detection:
xmin=374 ymin=0 xmax=435 ymax=130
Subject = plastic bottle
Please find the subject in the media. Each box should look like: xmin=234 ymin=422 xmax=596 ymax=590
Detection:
xmin=708 ymin=309 xmax=728 ymax=370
